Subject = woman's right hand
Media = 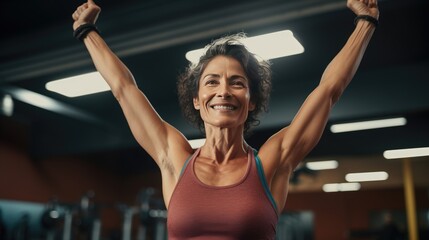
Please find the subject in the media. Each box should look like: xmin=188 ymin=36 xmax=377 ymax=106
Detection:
xmin=347 ymin=0 xmax=379 ymax=19
xmin=72 ymin=0 xmax=101 ymax=30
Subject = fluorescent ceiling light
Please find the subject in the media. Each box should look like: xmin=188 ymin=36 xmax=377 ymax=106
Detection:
xmin=345 ymin=171 xmax=389 ymax=182
xmin=383 ymin=147 xmax=429 ymax=159
xmin=330 ymin=117 xmax=407 ymax=133
xmin=3 ymin=86 xmax=103 ymax=124
xmin=323 ymin=183 xmax=360 ymax=192
xmin=185 ymin=30 xmax=304 ymax=64
xmin=13 ymin=88 xmax=64 ymax=112
xmin=46 ymin=72 xmax=110 ymax=97
xmin=306 ymin=160 xmax=338 ymax=170
xmin=1 ymin=94 xmax=14 ymax=117
xmin=188 ymin=138 xmax=206 ymax=149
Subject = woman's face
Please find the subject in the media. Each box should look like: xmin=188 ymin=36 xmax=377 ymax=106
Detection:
xmin=193 ymin=55 xmax=255 ymax=130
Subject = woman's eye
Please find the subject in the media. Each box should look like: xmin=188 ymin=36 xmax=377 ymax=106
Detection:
xmin=206 ymin=80 xmax=218 ymax=85
xmin=232 ymin=81 xmax=245 ymax=87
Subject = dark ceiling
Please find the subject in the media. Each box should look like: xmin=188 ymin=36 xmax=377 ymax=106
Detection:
xmin=0 ymin=0 xmax=428 ymax=164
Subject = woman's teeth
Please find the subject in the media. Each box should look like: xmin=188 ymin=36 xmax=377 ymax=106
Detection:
xmin=212 ymin=105 xmax=234 ymax=110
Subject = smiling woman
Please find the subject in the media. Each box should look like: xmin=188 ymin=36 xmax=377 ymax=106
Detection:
xmin=177 ymin=33 xmax=272 ymax=135
xmin=71 ymin=0 xmax=379 ymax=238
xmin=194 ymin=56 xmax=254 ymax=129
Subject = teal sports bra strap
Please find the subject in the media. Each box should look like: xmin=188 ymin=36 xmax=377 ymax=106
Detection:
xmin=253 ymin=149 xmax=279 ymax=214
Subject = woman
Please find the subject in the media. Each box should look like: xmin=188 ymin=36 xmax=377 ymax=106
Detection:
xmin=72 ymin=0 xmax=379 ymax=239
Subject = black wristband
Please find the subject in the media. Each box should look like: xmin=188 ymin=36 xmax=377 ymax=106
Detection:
xmin=73 ymin=23 xmax=100 ymax=41
xmin=354 ymin=15 xmax=378 ymax=27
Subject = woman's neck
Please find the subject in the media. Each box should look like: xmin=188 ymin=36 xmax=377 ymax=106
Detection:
xmin=200 ymin=126 xmax=248 ymax=164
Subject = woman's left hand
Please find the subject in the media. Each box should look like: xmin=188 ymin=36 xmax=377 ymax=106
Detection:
xmin=347 ymin=0 xmax=379 ymax=19
xmin=72 ymin=0 xmax=101 ymax=30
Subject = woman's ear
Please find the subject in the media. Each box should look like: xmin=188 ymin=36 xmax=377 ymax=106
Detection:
xmin=193 ymin=97 xmax=200 ymax=110
xmin=249 ymin=101 xmax=255 ymax=111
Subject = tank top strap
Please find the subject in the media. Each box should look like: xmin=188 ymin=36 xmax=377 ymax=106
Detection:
xmin=179 ymin=148 xmax=201 ymax=177
xmin=250 ymin=147 xmax=279 ymax=215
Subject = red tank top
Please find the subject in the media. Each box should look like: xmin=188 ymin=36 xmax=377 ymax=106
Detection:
xmin=167 ymin=148 xmax=278 ymax=240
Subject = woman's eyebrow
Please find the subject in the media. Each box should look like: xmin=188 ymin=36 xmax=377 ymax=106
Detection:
xmin=228 ymin=75 xmax=248 ymax=81
xmin=201 ymin=73 xmax=247 ymax=81
xmin=202 ymin=73 xmax=220 ymax=80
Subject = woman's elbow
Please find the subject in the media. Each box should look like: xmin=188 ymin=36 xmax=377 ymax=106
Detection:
xmin=111 ymin=77 xmax=137 ymax=102
xmin=321 ymin=82 xmax=344 ymax=106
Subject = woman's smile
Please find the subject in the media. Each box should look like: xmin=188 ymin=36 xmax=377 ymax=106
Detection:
xmin=210 ymin=103 xmax=237 ymax=111
xmin=193 ymin=55 xmax=254 ymax=127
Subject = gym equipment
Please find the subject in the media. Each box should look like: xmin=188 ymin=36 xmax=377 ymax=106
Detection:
xmin=41 ymin=198 xmax=63 ymax=240
xmin=119 ymin=188 xmax=167 ymax=240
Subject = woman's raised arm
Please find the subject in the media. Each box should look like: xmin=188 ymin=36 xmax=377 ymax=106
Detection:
xmin=71 ymin=0 xmax=193 ymax=174
xmin=262 ymin=0 xmax=379 ymax=172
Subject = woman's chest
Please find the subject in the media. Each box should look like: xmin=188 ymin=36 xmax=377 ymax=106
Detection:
xmin=193 ymin=156 xmax=249 ymax=187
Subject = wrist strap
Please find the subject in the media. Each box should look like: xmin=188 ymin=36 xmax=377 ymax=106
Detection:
xmin=73 ymin=23 xmax=100 ymax=41
xmin=354 ymin=15 xmax=378 ymax=27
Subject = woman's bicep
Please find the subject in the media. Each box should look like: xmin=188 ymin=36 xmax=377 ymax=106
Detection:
xmin=117 ymin=84 xmax=190 ymax=164
xmin=274 ymin=86 xmax=333 ymax=169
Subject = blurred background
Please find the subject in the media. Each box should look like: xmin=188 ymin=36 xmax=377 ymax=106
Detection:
xmin=0 ymin=0 xmax=428 ymax=239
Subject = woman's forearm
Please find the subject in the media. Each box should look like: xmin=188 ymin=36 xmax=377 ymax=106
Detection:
xmin=320 ymin=20 xmax=376 ymax=103
xmin=83 ymin=30 xmax=136 ymax=101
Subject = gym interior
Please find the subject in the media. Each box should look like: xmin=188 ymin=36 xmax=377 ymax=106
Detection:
xmin=1 ymin=0 xmax=428 ymax=239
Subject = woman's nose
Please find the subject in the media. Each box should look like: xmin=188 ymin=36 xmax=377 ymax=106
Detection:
xmin=216 ymin=83 xmax=231 ymax=98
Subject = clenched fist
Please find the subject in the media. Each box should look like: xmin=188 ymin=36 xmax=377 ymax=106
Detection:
xmin=72 ymin=0 xmax=101 ymax=30
xmin=347 ymin=0 xmax=379 ymax=19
